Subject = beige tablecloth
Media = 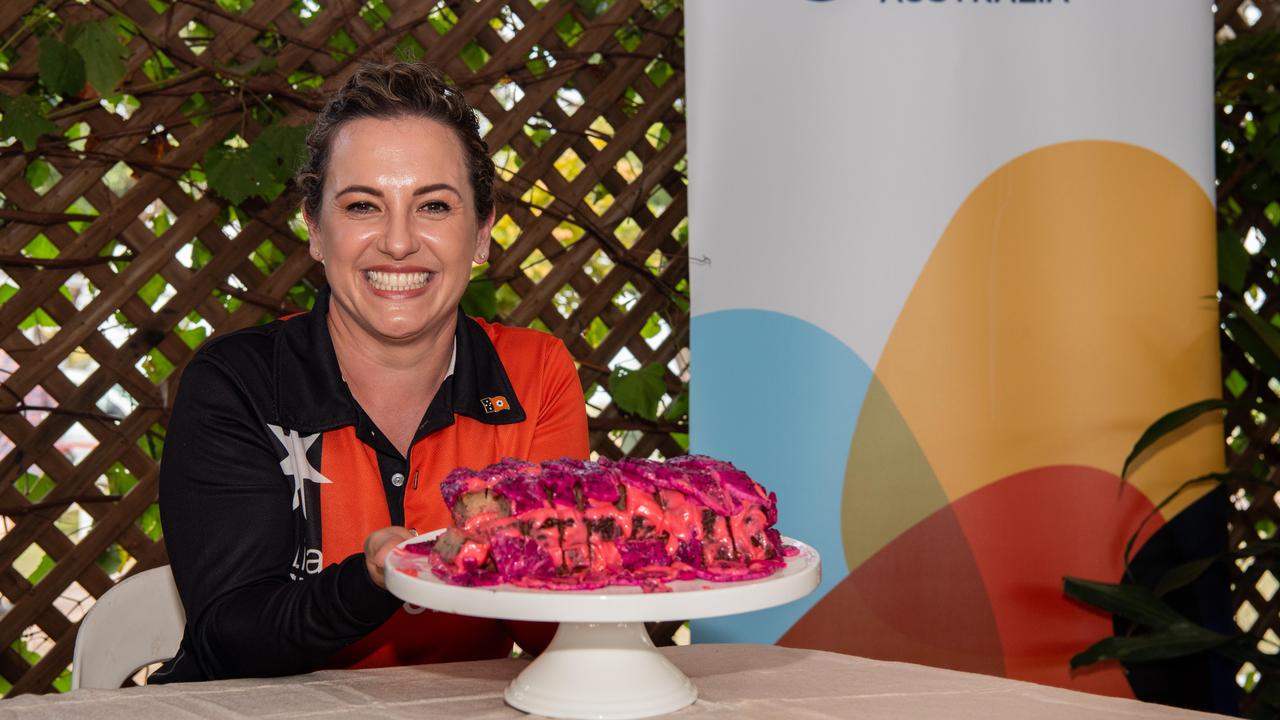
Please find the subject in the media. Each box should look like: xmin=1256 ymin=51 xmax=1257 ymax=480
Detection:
xmin=0 ymin=644 xmax=1230 ymax=719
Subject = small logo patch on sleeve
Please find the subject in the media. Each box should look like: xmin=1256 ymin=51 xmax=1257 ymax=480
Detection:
xmin=480 ymin=395 xmax=510 ymax=413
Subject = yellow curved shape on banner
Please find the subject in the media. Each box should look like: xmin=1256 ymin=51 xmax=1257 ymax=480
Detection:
xmin=844 ymin=140 xmax=1221 ymax=564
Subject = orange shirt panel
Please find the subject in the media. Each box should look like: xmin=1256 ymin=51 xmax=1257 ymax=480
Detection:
xmin=319 ymin=320 xmax=587 ymax=669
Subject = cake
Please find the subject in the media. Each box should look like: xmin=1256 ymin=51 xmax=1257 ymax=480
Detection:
xmin=400 ymin=455 xmax=792 ymax=591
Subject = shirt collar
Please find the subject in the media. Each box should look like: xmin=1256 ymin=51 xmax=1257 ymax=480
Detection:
xmin=273 ymin=287 xmax=525 ymax=433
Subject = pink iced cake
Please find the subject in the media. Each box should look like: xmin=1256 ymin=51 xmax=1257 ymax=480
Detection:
xmin=403 ymin=455 xmax=791 ymax=591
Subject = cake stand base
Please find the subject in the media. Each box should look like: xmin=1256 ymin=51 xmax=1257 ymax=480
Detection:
xmin=504 ymin=621 xmax=697 ymax=719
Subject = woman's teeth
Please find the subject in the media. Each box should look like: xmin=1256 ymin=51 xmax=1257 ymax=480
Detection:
xmin=365 ymin=270 xmax=431 ymax=291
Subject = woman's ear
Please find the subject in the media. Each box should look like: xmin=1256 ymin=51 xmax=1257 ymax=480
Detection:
xmin=304 ymin=209 xmax=324 ymax=263
xmin=473 ymin=209 xmax=496 ymax=264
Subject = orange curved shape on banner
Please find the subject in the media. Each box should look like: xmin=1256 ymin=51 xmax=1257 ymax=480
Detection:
xmin=789 ymin=141 xmax=1221 ymax=697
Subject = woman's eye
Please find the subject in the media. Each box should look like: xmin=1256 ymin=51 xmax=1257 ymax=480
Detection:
xmin=421 ymin=200 xmax=451 ymax=214
xmin=346 ymin=201 xmax=377 ymax=214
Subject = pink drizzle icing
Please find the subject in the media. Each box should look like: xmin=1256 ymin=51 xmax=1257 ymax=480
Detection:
xmin=399 ymin=456 xmax=792 ymax=592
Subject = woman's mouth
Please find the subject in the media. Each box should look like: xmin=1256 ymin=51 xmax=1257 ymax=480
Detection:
xmin=365 ymin=269 xmax=432 ymax=292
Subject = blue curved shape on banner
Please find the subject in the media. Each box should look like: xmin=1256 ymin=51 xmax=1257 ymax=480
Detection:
xmin=690 ymin=309 xmax=869 ymax=644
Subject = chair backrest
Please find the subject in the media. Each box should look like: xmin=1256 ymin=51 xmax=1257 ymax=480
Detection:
xmin=71 ymin=565 xmax=185 ymax=690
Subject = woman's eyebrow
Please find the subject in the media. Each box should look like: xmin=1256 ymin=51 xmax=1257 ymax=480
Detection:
xmin=413 ymin=183 xmax=460 ymax=196
xmin=335 ymin=184 xmax=381 ymax=197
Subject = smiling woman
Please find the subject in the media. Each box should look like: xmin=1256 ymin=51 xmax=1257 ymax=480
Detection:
xmin=152 ymin=63 xmax=589 ymax=683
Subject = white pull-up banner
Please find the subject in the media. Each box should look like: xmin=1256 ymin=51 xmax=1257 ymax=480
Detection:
xmin=687 ymin=0 xmax=1219 ymax=698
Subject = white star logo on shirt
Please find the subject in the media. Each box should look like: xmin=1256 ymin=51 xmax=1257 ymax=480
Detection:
xmin=268 ymin=424 xmax=332 ymax=519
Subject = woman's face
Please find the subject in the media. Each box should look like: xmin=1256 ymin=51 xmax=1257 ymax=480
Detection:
xmin=307 ymin=115 xmax=493 ymax=347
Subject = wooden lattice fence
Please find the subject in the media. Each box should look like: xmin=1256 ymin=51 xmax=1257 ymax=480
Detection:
xmin=1216 ymin=0 xmax=1280 ymax=714
xmin=0 ymin=0 xmax=687 ymax=696
xmin=5 ymin=0 xmax=1276 ymax=709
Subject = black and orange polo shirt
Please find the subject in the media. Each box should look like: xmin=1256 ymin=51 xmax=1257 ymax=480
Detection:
xmin=153 ymin=288 xmax=588 ymax=682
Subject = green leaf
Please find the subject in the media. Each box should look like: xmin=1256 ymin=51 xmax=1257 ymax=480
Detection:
xmin=176 ymin=325 xmax=207 ymax=349
xmin=17 ymin=472 xmax=54 ymax=502
xmin=1225 ymin=301 xmax=1280 ymax=380
xmin=459 ymin=41 xmax=489 ymax=72
xmin=138 ymin=503 xmax=162 ymax=540
xmin=0 ymin=94 xmax=57 ymax=150
xmin=585 ymin=316 xmax=609 ymax=347
xmin=27 ymin=554 xmax=55 ymax=585
xmin=137 ymin=274 xmax=168 ymax=306
xmin=1218 ymin=229 xmax=1250 ymax=294
xmin=204 ymin=145 xmax=271 ymax=205
xmin=609 ymin=364 xmax=666 ymax=421
xmin=67 ymin=20 xmax=128 ymax=95
xmin=142 ymin=348 xmax=174 ymax=384
xmin=461 ymin=277 xmax=498 ymax=320
xmin=663 ymin=390 xmax=688 ymax=422
xmin=1152 ymin=556 xmax=1218 ymax=597
xmin=24 ymin=234 xmax=59 ymax=259
xmin=25 ymin=158 xmax=52 ymax=191
xmin=1062 ymin=576 xmax=1185 ymax=629
xmin=250 ymin=123 xmax=309 ymax=184
xmin=95 ymin=543 xmax=125 ymax=575
xmin=105 ymin=464 xmax=138 ymax=496
xmin=38 ymin=36 xmax=86 ymax=97
xmin=204 ymin=125 xmax=309 ymax=204
xmin=1069 ymin=623 xmax=1231 ymax=669
xmin=640 ymin=312 xmax=662 ymax=339
xmin=1121 ymin=399 xmax=1236 ymax=478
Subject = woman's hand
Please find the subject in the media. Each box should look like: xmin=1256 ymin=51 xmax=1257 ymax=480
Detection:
xmin=363 ymin=526 xmax=415 ymax=589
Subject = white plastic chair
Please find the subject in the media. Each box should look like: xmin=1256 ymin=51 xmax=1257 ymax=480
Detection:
xmin=71 ymin=565 xmax=185 ymax=690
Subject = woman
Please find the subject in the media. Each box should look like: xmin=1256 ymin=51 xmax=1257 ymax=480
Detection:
xmin=152 ymin=63 xmax=588 ymax=682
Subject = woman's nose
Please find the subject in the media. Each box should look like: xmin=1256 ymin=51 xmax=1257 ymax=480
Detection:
xmin=377 ymin=213 xmax=417 ymax=259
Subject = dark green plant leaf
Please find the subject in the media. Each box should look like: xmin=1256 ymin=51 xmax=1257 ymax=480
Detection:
xmin=0 ymin=94 xmax=57 ymax=150
xmin=1218 ymin=229 xmax=1250 ymax=293
xmin=1069 ymin=623 xmax=1231 ymax=668
xmin=461 ymin=277 xmax=497 ymax=321
xmin=67 ymin=20 xmax=128 ymax=95
xmin=609 ymin=364 xmax=666 ymax=421
xmin=1063 ymin=576 xmax=1185 ymax=629
xmin=204 ymin=145 xmax=273 ymax=205
xmin=1152 ymin=556 xmax=1218 ymax=597
xmin=1225 ymin=299 xmax=1280 ymax=379
xmin=663 ymin=390 xmax=688 ymax=422
xmin=251 ymin=123 xmax=309 ymax=184
xmin=25 ymin=157 xmax=51 ymax=191
xmin=1231 ymin=538 xmax=1280 ymax=558
xmin=38 ymin=36 xmax=86 ymax=97
xmin=95 ymin=544 xmax=125 ymax=575
xmin=1119 ymin=472 xmax=1243 ymax=572
xmin=204 ymin=125 xmax=310 ymax=204
xmin=1121 ymin=399 xmax=1236 ymax=478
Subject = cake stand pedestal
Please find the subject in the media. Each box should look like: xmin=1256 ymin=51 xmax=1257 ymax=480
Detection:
xmin=386 ymin=534 xmax=820 ymax=720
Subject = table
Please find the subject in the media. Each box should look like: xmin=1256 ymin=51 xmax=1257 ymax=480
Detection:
xmin=0 ymin=644 xmax=1229 ymax=719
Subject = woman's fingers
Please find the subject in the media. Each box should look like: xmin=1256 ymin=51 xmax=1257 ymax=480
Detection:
xmin=364 ymin=526 xmax=415 ymax=588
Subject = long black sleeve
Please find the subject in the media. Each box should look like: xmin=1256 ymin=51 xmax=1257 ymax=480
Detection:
xmin=154 ymin=353 xmax=400 ymax=682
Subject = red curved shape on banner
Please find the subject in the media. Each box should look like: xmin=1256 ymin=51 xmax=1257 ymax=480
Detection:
xmin=785 ymin=465 xmax=1161 ymax=698
xmin=781 ymin=502 xmax=1006 ymax=676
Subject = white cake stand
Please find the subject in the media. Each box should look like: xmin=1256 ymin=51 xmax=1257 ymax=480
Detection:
xmin=385 ymin=532 xmax=821 ymax=720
